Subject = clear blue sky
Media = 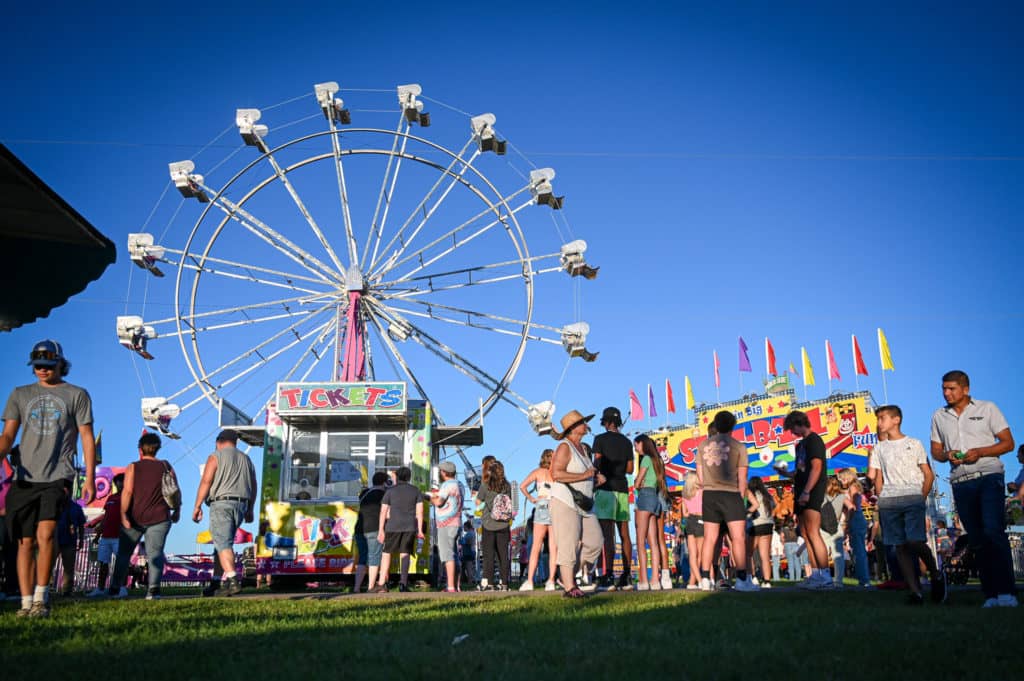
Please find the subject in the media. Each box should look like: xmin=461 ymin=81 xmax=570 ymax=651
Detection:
xmin=3 ymin=3 xmax=1022 ymax=555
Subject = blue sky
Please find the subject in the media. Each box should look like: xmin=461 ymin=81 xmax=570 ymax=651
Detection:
xmin=3 ymin=3 xmax=1023 ymax=554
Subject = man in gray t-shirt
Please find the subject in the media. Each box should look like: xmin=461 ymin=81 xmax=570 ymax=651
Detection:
xmin=1 ymin=340 xmax=96 ymax=618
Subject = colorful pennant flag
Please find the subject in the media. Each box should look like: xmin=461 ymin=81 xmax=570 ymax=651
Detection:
xmin=685 ymin=375 xmax=695 ymax=411
xmin=647 ymin=384 xmax=658 ymax=418
xmin=713 ymin=350 xmax=721 ymax=388
xmin=628 ymin=389 xmax=644 ymax=421
xmin=801 ymin=347 xmax=816 ymax=386
xmin=878 ymin=328 xmax=895 ymax=371
xmin=826 ymin=340 xmax=841 ymax=381
xmin=788 ymin=362 xmax=798 ymax=376
xmin=852 ymin=334 xmax=869 ymax=376
xmin=765 ymin=337 xmax=777 ymax=376
xmin=665 ymin=379 xmax=676 ymax=414
xmin=738 ymin=337 xmax=752 ymax=372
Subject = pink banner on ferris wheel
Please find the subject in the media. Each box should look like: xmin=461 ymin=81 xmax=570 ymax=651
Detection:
xmin=340 ymin=291 xmax=366 ymax=382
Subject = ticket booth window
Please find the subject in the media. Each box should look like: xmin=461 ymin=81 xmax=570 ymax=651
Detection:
xmin=325 ymin=432 xmax=369 ymax=499
xmin=288 ymin=430 xmax=321 ymax=500
xmin=374 ymin=433 xmax=405 ymax=477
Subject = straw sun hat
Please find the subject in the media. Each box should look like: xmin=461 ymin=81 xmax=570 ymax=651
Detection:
xmin=551 ymin=409 xmax=594 ymax=440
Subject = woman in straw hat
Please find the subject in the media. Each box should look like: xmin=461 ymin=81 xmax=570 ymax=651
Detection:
xmin=548 ymin=409 xmax=605 ymax=598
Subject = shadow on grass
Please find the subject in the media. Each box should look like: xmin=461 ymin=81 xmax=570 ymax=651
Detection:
xmin=0 ymin=588 xmax=1019 ymax=679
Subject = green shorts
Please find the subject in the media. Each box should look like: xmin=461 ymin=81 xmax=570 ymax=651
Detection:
xmin=594 ymin=490 xmax=630 ymax=522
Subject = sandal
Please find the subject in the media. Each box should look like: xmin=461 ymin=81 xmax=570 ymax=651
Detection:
xmin=562 ymin=587 xmax=586 ymax=599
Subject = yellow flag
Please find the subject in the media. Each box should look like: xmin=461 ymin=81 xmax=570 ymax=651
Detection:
xmin=801 ymin=347 xmax=816 ymax=386
xmin=878 ymin=327 xmax=895 ymax=371
xmin=685 ymin=375 xmax=695 ymax=411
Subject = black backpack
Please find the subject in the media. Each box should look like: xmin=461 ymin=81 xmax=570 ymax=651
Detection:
xmin=820 ymin=497 xmax=839 ymax=534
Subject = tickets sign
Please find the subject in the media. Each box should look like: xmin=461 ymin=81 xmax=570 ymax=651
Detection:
xmin=648 ymin=390 xmax=878 ymax=487
xmin=275 ymin=381 xmax=406 ymax=416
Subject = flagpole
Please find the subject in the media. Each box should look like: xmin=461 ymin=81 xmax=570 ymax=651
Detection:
xmin=826 ymin=340 xmax=832 ymax=396
xmin=881 ymin=365 xmax=889 ymax=404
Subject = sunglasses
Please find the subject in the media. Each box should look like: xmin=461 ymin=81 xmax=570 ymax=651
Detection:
xmin=30 ymin=350 xmax=60 ymax=361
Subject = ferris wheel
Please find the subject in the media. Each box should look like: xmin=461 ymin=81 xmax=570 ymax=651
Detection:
xmin=117 ymin=82 xmax=598 ymax=444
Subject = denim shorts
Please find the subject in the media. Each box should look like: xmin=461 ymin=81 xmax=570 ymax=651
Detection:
xmin=878 ymin=494 xmax=926 ymax=545
xmin=635 ymin=488 xmax=662 ymax=515
xmin=97 ymin=537 xmax=119 ymax=564
xmin=534 ymin=499 xmax=552 ymax=526
xmin=436 ymin=524 xmax=460 ymax=562
xmin=355 ymin=532 xmax=383 ymax=567
xmin=209 ymin=499 xmax=247 ymax=553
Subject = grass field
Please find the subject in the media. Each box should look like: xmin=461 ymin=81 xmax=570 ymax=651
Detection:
xmin=1 ymin=586 xmax=1020 ymax=680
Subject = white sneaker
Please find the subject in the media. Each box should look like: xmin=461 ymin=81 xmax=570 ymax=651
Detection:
xmin=112 ymin=587 xmax=128 ymax=599
xmin=579 ymin=581 xmax=597 ymax=593
xmin=760 ymin=581 xmax=773 ymax=589
xmin=699 ymin=577 xmax=713 ymax=592
xmin=982 ymin=597 xmax=1001 ymax=608
xmin=544 ymin=582 xmax=557 ymax=592
xmin=649 ymin=581 xmax=661 ymax=591
xmin=636 ymin=581 xmax=650 ymax=591
xmin=751 ymin=576 xmax=760 ymax=586
xmin=996 ymin=594 xmax=1019 ymax=607
xmin=686 ymin=583 xmax=700 ymax=591
xmin=518 ymin=581 xmax=533 ymax=592
xmin=660 ymin=571 xmax=673 ymax=590
xmin=734 ymin=577 xmax=759 ymax=592
xmin=86 ymin=588 xmax=106 ymax=598
xmin=797 ymin=574 xmax=826 ymax=590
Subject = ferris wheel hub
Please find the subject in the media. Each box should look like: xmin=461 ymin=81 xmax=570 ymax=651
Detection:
xmin=345 ymin=264 xmax=365 ymax=293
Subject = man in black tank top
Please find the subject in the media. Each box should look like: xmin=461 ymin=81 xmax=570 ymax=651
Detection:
xmin=592 ymin=407 xmax=634 ymax=591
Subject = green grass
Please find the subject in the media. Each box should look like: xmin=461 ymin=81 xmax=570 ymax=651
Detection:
xmin=1 ymin=588 xmax=1020 ymax=680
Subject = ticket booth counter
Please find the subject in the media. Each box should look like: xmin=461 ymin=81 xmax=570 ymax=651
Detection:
xmin=254 ymin=382 xmax=434 ymax=579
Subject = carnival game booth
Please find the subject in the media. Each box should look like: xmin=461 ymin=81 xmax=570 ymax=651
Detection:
xmin=254 ymin=381 xmax=437 ymax=583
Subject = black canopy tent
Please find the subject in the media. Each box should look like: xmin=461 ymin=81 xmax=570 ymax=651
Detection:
xmin=0 ymin=143 xmax=116 ymax=331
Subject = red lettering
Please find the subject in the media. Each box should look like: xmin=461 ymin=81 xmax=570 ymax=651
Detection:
xmin=807 ymin=408 xmax=826 ymax=435
xmin=753 ymin=420 xmax=772 ymax=448
xmin=309 ymin=388 xmax=329 ymax=408
xmin=280 ymin=388 xmax=302 ymax=409
xmin=364 ymin=387 xmax=386 ymax=407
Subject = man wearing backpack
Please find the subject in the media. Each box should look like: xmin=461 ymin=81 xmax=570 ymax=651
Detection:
xmin=373 ymin=466 xmax=424 ymax=593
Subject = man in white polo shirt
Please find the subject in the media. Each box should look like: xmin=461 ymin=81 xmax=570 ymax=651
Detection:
xmin=930 ymin=370 xmax=1016 ymax=608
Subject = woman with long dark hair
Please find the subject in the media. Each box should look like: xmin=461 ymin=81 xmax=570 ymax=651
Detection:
xmin=477 ymin=460 xmax=513 ymax=590
xmin=633 ymin=434 xmax=667 ymax=590
xmin=746 ymin=476 xmax=775 ymax=588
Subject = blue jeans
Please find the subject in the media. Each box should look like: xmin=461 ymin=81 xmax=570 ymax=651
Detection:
xmin=848 ymin=512 xmax=871 ymax=585
xmin=112 ymin=520 xmax=171 ymax=591
xmin=784 ymin=542 xmax=802 ymax=580
xmin=209 ymin=500 xmax=247 ymax=553
xmin=771 ymin=555 xmax=781 ymax=582
xmin=952 ymin=473 xmax=1016 ymax=598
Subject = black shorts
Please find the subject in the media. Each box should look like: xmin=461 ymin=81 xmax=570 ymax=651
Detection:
xmin=384 ymin=531 xmax=417 ymax=554
xmin=4 ymin=480 xmax=67 ymax=541
xmin=795 ymin=484 xmax=826 ymax=516
xmin=748 ymin=523 xmax=773 ymax=537
xmin=685 ymin=515 xmax=704 ymax=538
xmin=702 ymin=490 xmax=747 ymax=525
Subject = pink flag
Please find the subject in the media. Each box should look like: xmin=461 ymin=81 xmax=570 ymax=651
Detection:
xmin=765 ymin=337 xmax=777 ymax=376
xmin=738 ymin=337 xmax=752 ymax=372
xmin=647 ymin=384 xmax=658 ymax=418
xmin=826 ymin=339 xmax=841 ymax=380
xmin=713 ymin=350 xmax=721 ymax=388
xmin=628 ymin=389 xmax=644 ymax=421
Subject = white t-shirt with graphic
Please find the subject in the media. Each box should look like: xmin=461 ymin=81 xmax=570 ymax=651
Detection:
xmin=868 ymin=436 xmax=928 ymax=499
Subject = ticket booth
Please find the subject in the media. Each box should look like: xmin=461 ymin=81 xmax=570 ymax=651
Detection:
xmin=253 ymin=381 xmax=435 ymax=580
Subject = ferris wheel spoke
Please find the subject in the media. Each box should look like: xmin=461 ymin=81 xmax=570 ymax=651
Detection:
xmin=174 ymin=258 xmax=327 ymax=296
xmin=278 ymin=314 xmax=338 ymax=384
xmin=374 ymin=194 xmax=535 ymax=283
xmin=147 ymin=292 xmax=333 ymax=328
xmin=183 ymin=313 xmax=337 ymax=407
xmin=194 ymin=178 xmax=343 ymax=285
xmin=369 ymin=302 xmax=529 ymax=414
xmin=251 ymin=136 xmax=349 ymax=276
xmin=161 ymin=247 xmax=332 ymax=288
xmin=364 ymin=307 xmax=436 ymax=408
xmin=375 ymin=297 xmax=564 ymax=341
xmin=375 ymin=252 xmax=561 ymax=291
xmin=380 ymin=265 xmax=563 ymax=300
xmin=168 ymin=303 xmax=337 ymax=403
xmin=324 ymin=111 xmax=359 ymax=266
xmin=368 ymin=135 xmax=477 ymax=274
xmin=362 ymin=115 xmax=412 ymax=268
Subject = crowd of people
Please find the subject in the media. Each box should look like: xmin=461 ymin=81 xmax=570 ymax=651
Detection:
xmin=1 ymin=336 xmax=1020 ymax=615
xmin=0 ymin=340 xmax=257 ymax=617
